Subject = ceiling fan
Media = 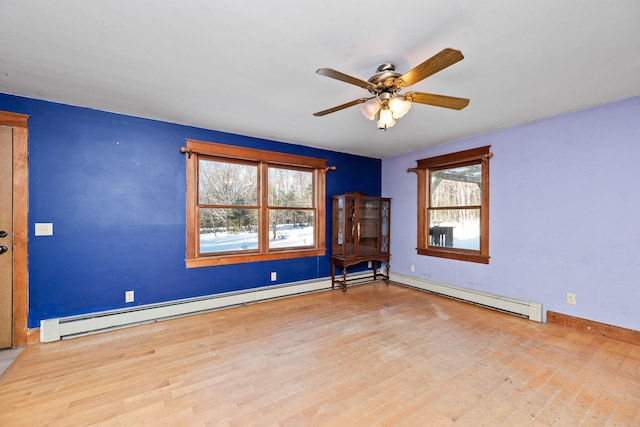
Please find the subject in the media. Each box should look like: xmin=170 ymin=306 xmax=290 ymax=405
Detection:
xmin=313 ymin=48 xmax=469 ymax=130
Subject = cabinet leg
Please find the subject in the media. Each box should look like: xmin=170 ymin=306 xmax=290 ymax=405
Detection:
xmin=331 ymin=262 xmax=335 ymax=290
xmin=342 ymin=267 xmax=347 ymax=293
xmin=385 ymin=263 xmax=390 ymax=285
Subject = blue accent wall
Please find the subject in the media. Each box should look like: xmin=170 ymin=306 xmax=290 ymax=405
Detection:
xmin=0 ymin=93 xmax=381 ymax=327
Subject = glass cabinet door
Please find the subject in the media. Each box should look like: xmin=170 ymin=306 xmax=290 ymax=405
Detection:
xmin=344 ymin=197 xmax=356 ymax=257
xmin=332 ymin=196 xmax=357 ymax=257
xmin=357 ymin=198 xmax=380 ymax=256
xmin=331 ymin=197 xmax=344 ymax=256
xmin=380 ymin=199 xmax=390 ymax=254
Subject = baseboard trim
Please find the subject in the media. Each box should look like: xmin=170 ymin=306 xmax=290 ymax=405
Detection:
xmin=547 ymin=311 xmax=640 ymax=346
xmin=27 ymin=328 xmax=40 ymax=346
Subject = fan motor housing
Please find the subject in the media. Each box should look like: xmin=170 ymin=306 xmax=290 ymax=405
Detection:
xmin=368 ymin=63 xmax=401 ymax=93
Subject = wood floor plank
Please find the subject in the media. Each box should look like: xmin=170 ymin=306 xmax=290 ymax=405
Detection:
xmin=1 ymin=282 xmax=639 ymax=426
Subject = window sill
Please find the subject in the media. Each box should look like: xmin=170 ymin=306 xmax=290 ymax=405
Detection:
xmin=417 ymin=247 xmax=489 ymax=264
xmin=186 ymin=248 xmax=326 ymax=268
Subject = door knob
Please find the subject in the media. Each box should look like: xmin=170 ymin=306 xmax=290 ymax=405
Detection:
xmin=0 ymin=231 xmax=7 ymax=238
xmin=0 ymin=246 xmax=8 ymax=254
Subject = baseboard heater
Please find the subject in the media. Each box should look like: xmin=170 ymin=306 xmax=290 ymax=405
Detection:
xmin=39 ymin=272 xmax=540 ymax=343
xmin=390 ymin=272 xmax=543 ymax=322
xmin=40 ymin=276 xmax=341 ymax=343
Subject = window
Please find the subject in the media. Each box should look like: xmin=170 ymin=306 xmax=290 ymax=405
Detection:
xmin=185 ymin=139 xmax=328 ymax=268
xmin=414 ymin=146 xmax=492 ymax=264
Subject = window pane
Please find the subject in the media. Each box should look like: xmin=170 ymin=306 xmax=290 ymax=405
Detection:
xmin=431 ymin=164 xmax=481 ymax=208
xmin=429 ymin=209 xmax=480 ymax=250
xmin=268 ymin=209 xmax=314 ymax=249
xmin=199 ymin=208 xmax=258 ymax=253
xmin=199 ymin=159 xmax=258 ymax=206
xmin=268 ymin=167 xmax=313 ymax=207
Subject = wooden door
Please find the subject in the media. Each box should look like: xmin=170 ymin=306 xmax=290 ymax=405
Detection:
xmin=0 ymin=126 xmax=13 ymax=348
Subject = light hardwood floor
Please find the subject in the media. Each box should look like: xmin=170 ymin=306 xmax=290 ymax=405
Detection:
xmin=1 ymin=282 xmax=639 ymax=426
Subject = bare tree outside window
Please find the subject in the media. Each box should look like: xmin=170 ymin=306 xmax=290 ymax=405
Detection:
xmin=429 ymin=164 xmax=482 ymax=250
xmin=199 ymin=160 xmax=258 ymax=237
xmin=268 ymin=167 xmax=314 ymax=248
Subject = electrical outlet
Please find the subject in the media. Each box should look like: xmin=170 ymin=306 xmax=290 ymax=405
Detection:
xmin=410 ymin=264 xmax=415 ymax=273
xmin=368 ymin=261 xmax=372 ymax=268
xmin=35 ymin=223 xmax=54 ymax=236
xmin=125 ymin=290 xmax=134 ymax=303
xmin=566 ymin=292 xmax=576 ymax=305
xmin=270 ymin=271 xmax=277 ymax=281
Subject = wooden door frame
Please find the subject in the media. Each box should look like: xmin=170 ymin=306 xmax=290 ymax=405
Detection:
xmin=0 ymin=111 xmax=29 ymax=347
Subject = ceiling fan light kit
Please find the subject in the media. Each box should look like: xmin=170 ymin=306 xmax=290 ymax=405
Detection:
xmin=313 ymin=48 xmax=470 ymax=130
xmin=377 ymin=107 xmax=396 ymax=130
xmin=360 ymin=98 xmax=381 ymax=121
xmin=387 ymin=95 xmax=412 ymax=119
xmin=360 ymin=92 xmax=413 ymax=130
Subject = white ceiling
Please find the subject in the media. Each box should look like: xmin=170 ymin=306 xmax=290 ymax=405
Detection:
xmin=1 ymin=1 xmax=639 ymax=159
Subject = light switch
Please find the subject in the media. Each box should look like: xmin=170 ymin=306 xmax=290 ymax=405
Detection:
xmin=35 ymin=223 xmax=53 ymax=236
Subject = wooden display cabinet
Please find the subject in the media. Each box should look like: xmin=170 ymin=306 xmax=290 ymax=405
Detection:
xmin=331 ymin=192 xmax=391 ymax=292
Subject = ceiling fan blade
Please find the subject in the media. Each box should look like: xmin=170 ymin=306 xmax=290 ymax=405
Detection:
xmin=407 ymin=92 xmax=470 ymax=110
xmin=313 ymin=97 xmax=371 ymax=116
xmin=316 ymin=68 xmax=376 ymax=91
xmin=395 ymin=48 xmax=464 ymax=88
